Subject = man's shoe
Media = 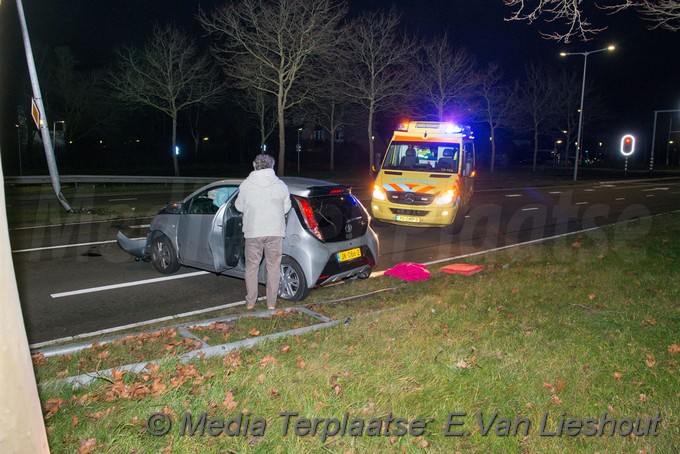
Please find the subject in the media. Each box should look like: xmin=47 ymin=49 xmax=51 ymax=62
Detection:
xmin=267 ymin=305 xmax=276 ymax=310
xmin=246 ymin=302 xmax=255 ymax=310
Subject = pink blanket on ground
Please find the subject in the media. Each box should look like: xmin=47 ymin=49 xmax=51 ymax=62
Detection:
xmin=384 ymin=262 xmax=431 ymax=281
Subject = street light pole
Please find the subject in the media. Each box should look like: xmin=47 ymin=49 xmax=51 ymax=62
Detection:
xmin=53 ymin=120 xmax=64 ymax=152
xmin=561 ymin=45 xmax=615 ymax=181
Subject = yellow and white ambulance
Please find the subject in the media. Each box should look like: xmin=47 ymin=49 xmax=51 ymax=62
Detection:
xmin=371 ymin=120 xmax=476 ymax=230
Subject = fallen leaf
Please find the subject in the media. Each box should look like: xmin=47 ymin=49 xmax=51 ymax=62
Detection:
xmin=280 ymin=345 xmax=291 ymax=354
xmin=111 ymin=368 xmax=127 ymax=382
xmin=296 ymin=356 xmax=306 ymax=369
xmin=71 ymin=416 xmax=79 ymax=428
xmin=248 ymin=328 xmax=261 ymax=336
xmin=455 ymin=359 xmax=472 ymax=369
xmin=668 ymin=344 xmax=680 ymax=355
xmin=222 ymin=390 xmax=238 ymax=411
xmin=642 ymin=318 xmax=657 ymax=326
xmin=333 ymin=383 xmax=343 ymax=396
xmin=550 ymin=395 xmax=562 ymax=405
xmin=43 ymin=398 xmax=66 ymax=418
xmin=269 ymin=388 xmax=280 ymax=397
xmin=557 ymin=380 xmax=566 ymax=392
xmin=542 ymin=382 xmax=555 ymax=393
xmin=613 ymin=372 xmax=622 ymax=380
xmin=645 ymin=354 xmax=656 ymax=367
xmin=571 ymin=241 xmax=581 ymax=249
xmin=96 ymin=350 xmax=110 ymax=359
xmin=78 ymin=438 xmax=98 ymax=454
xmin=588 ymin=293 xmax=596 ymax=301
xmin=259 ymin=355 xmax=278 ymax=368
xmin=639 ymin=393 xmax=648 ymax=403
xmin=257 ymin=374 xmax=265 ymax=384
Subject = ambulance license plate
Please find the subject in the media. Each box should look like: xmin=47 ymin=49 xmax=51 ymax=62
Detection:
xmin=395 ymin=215 xmax=420 ymax=223
xmin=337 ymin=247 xmax=362 ymax=262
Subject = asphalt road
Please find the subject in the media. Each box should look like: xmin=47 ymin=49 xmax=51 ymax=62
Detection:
xmin=8 ymin=173 xmax=680 ymax=344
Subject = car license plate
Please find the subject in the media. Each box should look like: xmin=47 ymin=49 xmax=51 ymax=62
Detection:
xmin=337 ymin=247 xmax=362 ymax=262
xmin=395 ymin=215 xmax=420 ymax=223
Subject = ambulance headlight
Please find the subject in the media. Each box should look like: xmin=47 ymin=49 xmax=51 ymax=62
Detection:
xmin=434 ymin=189 xmax=454 ymax=205
xmin=372 ymin=185 xmax=386 ymax=201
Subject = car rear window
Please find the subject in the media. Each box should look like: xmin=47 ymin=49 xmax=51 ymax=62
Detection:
xmin=306 ymin=193 xmax=368 ymax=243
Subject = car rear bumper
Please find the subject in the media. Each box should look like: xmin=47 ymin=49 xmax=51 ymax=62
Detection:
xmin=116 ymin=231 xmax=148 ymax=258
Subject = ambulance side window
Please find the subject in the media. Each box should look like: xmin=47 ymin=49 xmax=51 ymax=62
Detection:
xmin=463 ymin=142 xmax=475 ymax=176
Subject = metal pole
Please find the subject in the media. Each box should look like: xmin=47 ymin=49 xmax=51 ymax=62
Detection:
xmin=624 ymin=156 xmax=628 ymax=178
xmin=573 ymin=53 xmax=588 ymax=182
xmin=16 ymin=0 xmax=71 ymax=211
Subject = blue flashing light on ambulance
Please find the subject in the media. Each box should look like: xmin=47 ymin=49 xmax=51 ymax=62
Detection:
xmin=371 ymin=120 xmax=476 ymax=231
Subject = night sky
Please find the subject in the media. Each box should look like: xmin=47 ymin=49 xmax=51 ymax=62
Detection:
xmin=1 ymin=1 xmax=678 ymax=161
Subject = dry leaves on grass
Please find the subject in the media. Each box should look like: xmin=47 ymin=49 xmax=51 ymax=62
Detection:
xmin=259 ymin=355 xmax=278 ymax=368
xmin=668 ymin=344 xmax=680 ymax=355
xmin=78 ymin=438 xmax=100 ymax=454
xmin=43 ymin=397 xmax=67 ymax=418
xmin=222 ymin=390 xmax=238 ymax=411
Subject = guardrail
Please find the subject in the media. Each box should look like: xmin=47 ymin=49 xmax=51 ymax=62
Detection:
xmin=4 ymin=175 xmax=218 ymax=186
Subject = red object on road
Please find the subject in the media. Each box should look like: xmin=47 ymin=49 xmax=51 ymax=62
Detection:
xmin=384 ymin=262 xmax=430 ymax=281
xmin=439 ymin=263 xmax=483 ymax=276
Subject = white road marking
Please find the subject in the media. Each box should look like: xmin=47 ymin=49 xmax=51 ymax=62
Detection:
xmin=641 ymin=187 xmax=669 ymax=192
xmin=11 ymin=216 xmax=151 ymax=231
xmin=108 ymin=197 xmax=138 ymax=201
xmin=130 ymin=224 xmax=151 ymax=229
xmin=575 ymin=201 xmax=588 ymax=205
xmin=521 ymin=207 xmax=540 ymax=211
xmin=584 ymin=189 xmax=595 ymax=192
xmin=12 ymin=239 xmax=126 ymax=253
xmin=51 ymin=271 xmax=210 ymax=298
xmin=646 ymin=194 xmax=655 ymax=198
xmin=548 ymin=191 xmax=562 ymax=194
xmin=505 ymin=194 xmax=522 ymax=198
xmin=615 ymin=197 xmax=626 ymax=201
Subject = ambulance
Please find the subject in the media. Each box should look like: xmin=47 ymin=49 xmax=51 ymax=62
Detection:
xmin=371 ymin=120 xmax=475 ymax=230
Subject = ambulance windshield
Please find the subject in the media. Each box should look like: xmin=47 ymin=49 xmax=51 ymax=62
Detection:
xmin=383 ymin=142 xmax=460 ymax=173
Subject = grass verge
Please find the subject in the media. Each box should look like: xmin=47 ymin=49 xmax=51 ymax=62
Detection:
xmin=37 ymin=213 xmax=679 ymax=453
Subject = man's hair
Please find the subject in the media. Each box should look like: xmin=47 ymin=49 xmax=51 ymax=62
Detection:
xmin=253 ymin=154 xmax=275 ymax=170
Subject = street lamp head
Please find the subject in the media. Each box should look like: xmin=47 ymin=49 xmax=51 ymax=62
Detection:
xmin=560 ymin=52 xmax=567 ymax=57
xmin=607 ymin=45 xmax=615 ymax=51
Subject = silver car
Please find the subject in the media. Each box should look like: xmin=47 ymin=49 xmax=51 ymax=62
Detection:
xmin=117 ymin=177 xmax=379 ymax=301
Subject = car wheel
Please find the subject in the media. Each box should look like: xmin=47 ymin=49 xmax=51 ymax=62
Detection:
xmin=278 ymin=257 xmax=309 ymax=302
xmin=150 ymin=234 xmax=181 ymax=274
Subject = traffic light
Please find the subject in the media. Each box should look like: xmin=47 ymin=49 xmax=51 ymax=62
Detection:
xmin=620 ymin=134 xmax=635 ymax=156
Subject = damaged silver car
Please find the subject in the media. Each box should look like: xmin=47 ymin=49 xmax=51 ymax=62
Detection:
xmin=117 ymin=177 xmax=379 ymax=301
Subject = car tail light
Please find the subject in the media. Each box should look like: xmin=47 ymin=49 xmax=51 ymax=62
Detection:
xmin=293 ymin=196 xmax=324 ymax=241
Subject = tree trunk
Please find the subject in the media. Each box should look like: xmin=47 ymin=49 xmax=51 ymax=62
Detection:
xmin=367 ymin=100 xmax=375 ymax=178
xmin=490 ymin=126 xmax=496 ymax=174
xmin=172 ymin=113 xmax=180 ymax=176
xmin=329 ymin=102 xmax=336 ymax=172
xmin=532 ymin=128 xmax=539 ymax=172
xmin=277 ymin=95 xmax=286 ymax=176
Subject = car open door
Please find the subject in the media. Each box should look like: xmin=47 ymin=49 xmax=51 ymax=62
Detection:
xmin=208 ymin=199 xmax=244 ymax=272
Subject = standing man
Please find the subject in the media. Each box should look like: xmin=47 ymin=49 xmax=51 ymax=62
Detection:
xmin=235 ymin=154 xmax=291 ymax=310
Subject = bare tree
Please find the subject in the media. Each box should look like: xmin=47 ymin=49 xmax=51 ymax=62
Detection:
xmin=504 ymin=0 xmax=679 ymax=42
xmin=604 ymin=0 xmax=680 ymax=31
xmin=417 ymin=34 xmax=479 ymax=121
xmin=339 ymin=8 xmax=418 ymax=175
xmin=48 ymin=47 xmax=115 ymax=144
xmin=108 ymin=24 xmax=224 ymax=176
xmin=200 ymin=0 xmax=347 ymax=175
xmin=518 ymin=63 xmax=559 ymax=171
xmin=477 ymin=64 xmax=520 ymax=173
xmin=234 ymin=88 xmax=278 ymax=156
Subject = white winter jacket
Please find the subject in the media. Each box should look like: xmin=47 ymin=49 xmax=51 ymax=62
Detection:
xmin=235 ymin=169 xmax=292 ymax=238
